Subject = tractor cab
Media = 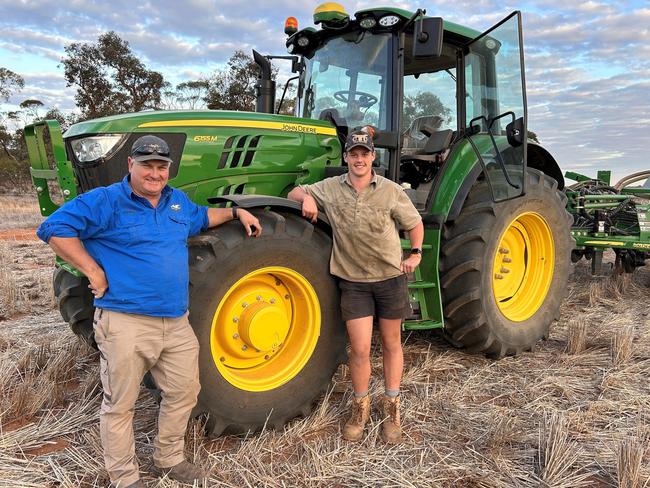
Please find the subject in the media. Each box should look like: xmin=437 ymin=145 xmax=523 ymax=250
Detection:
xmin=281 ymin=4 xmax=529 ymax=210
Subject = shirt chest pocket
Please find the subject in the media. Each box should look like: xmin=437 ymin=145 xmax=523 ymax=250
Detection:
xmin=168 ymin=214 xmax=190 ymax=240
xmin=116 ymin=213 xmax=146 ymax=240
xmin=366 ymin=207 xmax=393 ymax=235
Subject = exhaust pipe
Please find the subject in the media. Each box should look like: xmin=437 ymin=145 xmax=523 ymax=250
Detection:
xmin=253 ymin=49 xmax=276 ymax=114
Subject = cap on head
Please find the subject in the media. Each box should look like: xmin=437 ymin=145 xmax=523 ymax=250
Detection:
xmin=344 ymin=130 xmax=375 ymax=152
xmin=130 ymin=135 xmax=173 ymax=164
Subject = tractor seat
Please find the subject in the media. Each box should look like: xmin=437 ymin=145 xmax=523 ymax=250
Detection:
xmin=400 ymin=128 xmax=454 ymax=189
xmin=401 ymin=127 xmax=454 ymax=163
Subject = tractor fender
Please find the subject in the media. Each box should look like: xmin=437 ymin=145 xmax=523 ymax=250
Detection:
xmin=442 ymin=141 xmax=565 ymax=224
xmin=527 ymin=143 xmax=565 ymax=190
xmin=207 ymin=194 xmax=333 ymax=234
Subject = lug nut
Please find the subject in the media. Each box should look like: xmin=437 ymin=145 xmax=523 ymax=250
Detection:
xmin=284 ymin=294 xmax=290 ymax=299
xmin=242 ymin=302 xmax=248 ymax=308
xmin=264 ymin=355 xmax=270 ymax=360
xmin=499 ymin=248 xmax=509 ymax=254
xmin=495 ymin=274 xmax=504 ymax=280
xmin=220 ymin=357 xmax=225 ymax=362
xmin=503 ymin=257 xmax=512 ymax=263
xmin=242 ymin=345 xmax=248 ymax=351
xmin=232 ymin=333 xmax=239 ymax=339
xmin=233 ymin=317 xmax=239 ymax=323
xmin=256 ymin=295 xmax=262 ymax=301
xmin=270 ymin=298 xmax=276 ymax=304
xmin=500 ymin=267 xmax=510 ymax=274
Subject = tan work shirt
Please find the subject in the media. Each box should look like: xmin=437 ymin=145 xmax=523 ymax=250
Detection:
xmin=301 ymin=173 xmax=422 ymax=282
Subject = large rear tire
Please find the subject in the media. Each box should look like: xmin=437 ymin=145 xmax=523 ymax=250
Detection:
xmin=188 ymin=209 xmax=346 ymax=436
xmin=440 ymin=169 xmax=573 ymax=357
xmin=53 ymin=267 xmax=95 ymax=346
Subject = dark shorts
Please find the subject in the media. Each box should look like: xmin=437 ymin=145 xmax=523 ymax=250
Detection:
xmin=338 ymin=274 xmax=412 ymax=322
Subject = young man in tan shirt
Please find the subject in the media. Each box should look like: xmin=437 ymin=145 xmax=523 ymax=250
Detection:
xmin=288 ymin=129 xmax=423 ymax=443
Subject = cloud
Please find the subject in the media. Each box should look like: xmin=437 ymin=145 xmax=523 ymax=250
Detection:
xmin=0 ymin=0 xmax=648 ymax=179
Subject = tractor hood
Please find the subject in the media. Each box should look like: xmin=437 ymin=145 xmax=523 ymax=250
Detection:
xmin=64 ymin=110 xmax=337 ymax=139
xmin=61 ymin=109 xmax=342 ymax=206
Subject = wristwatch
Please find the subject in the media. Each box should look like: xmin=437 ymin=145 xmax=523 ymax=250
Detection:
xmin=231 ymin=207 xmax=239 ymax=219
xmin=410 ymin=248 xmax=422 ymax=256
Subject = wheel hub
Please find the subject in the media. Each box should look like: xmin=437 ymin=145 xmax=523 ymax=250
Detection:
xmin=238 ymin=302 xmax=290 ymax=352
xmin=211 ymin=266 xmax=321 ymax=392
xmin=492 ymin=212 xmax=555 ymax=322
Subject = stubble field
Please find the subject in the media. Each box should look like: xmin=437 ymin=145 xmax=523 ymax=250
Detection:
xmin=0 ymin=193 xmax=648 ymax=488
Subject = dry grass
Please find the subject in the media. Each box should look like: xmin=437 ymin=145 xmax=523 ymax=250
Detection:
xmin=0 ymin=214 xmax=649 ymax=486
xmin=0 ymin=240 xmax=55 ymax=321
xmin=617 ymin=437 xmax=646 ymax=488
xmin=566 ymin=318 xmax=587 ymax=354
xmin=0 ymin=194 xmax=44 ymax=231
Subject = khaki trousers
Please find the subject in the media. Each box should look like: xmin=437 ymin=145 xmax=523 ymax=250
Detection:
xmin=94 ymin=309 xmax=201 ymax=487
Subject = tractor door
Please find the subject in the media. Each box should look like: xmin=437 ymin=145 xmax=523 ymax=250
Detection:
xmin=462 ymin=11 xmax=527 ymax=201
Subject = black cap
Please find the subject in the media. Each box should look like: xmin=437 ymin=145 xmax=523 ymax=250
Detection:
xmin=344 ymin=130 xmax=375 ymax=152
xmin=130 ymin=135 xmax=173 ymax=164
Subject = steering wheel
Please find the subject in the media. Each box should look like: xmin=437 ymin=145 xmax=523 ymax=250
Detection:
xmin=333 ymin=90 xmax=378 ymax=109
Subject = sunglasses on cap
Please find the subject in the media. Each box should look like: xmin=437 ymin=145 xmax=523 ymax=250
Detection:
xmin=132 ymin=143 xmax=170 ymax=158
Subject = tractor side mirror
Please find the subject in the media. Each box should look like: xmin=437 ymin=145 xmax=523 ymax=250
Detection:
xmin=413 ymin=17 xmax=444 ymax=58
xmin=506 ymin=117 xmax=525 ymax=147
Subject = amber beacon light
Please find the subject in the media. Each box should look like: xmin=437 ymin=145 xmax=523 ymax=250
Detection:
xmin=284 ymin=16 xmax=298 ymax=35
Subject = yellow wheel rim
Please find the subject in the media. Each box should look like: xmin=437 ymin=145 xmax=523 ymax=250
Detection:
xmin=210 ymin=267 xmax=320 ymax=392
xmin=492 ymin=212 xmax=555 ymax=322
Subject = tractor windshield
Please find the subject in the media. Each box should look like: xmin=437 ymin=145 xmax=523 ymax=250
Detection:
xmin=298 ymin=31 xmax=392 ymax=131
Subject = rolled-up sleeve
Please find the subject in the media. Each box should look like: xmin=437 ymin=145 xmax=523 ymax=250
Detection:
xmin=299 ymin=180 xmax=330 ymax=211
xmin=36 ymin=189 xmax=112 ymax=243
xmin=181 ymin=193 xmax=209 ymax=237
xmin=391 ymin=189 xmax=422 ymax=230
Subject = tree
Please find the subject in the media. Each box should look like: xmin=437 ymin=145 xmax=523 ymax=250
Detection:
xmin=0 ymin=68 xmax=24 ymax=102
xmin=160 ymin=80 xmax=210 ymax=110
xmin=205 ymin=50 xmax=276 ymax=112
xmin=19 ymin=99 xmax=44 ymax=122
xmin=402 ymin=91 xmax=451 ymax=130
xmin=0 ymin=69 xmax=25 ymax=163
xmin=61 ymin=32 xmax=165 ymax=119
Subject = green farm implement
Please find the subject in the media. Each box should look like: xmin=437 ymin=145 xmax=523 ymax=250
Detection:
xmin=566 ymin=170 xmax=650 ymax=274
xmin=25 ymin=4 xmax=572 ymax=435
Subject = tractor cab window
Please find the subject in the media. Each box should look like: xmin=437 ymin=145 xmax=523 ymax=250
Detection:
xmin=399 ymin=41 xmax=458 ymax=209
xmin=298 ymin=32 xmax=392 ymax=133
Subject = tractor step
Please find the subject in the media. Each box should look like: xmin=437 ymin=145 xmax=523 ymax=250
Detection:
xmin=401 ymin=238 xmax=443 ymax=331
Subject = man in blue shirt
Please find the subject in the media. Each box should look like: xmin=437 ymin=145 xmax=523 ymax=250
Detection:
xmin=37 ymin=135 xmax=261 ymax=488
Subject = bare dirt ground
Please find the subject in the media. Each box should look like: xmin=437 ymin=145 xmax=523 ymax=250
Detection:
xmin=0 ymin=194 xmax=649 ymax=488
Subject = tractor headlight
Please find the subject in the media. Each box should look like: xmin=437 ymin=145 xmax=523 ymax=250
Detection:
xmin=378 ymin=15 xmax=400 ymax=27
xmin=359 ymin=17 xmax=377 ymax=29
xmin=71 ymin=134 xmax=126 ymax=163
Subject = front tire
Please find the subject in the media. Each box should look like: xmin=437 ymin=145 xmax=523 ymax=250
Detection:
xmin=188 ymin=209 xmax=346 ymax=435
xmin=53 ymin=267 xmax=95 ymax=346
xmin=440 ymin=169 xmax=573 ymax=357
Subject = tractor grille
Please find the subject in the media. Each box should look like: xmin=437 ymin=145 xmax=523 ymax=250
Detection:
xmin=218 ymin=135 xmax=262 ymax=169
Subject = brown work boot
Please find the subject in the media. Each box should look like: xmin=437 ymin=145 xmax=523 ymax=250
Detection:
xmin=155 ymin=460 xmax=205 ymax=486
xmin=342 ymin=394 xmax=370 ymax=441
xmin=380 ymin=394 xmax=402 ymax=444
xmin=111 ymin=481 xmax=145 ymax=488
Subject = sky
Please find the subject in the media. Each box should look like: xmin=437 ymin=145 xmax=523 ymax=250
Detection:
xmin=0 ymin=0 xmax=649 ymax=183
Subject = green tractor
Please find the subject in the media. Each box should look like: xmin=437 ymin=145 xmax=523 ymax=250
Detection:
xmin=25 ymin=4 xmax=573 ymax=435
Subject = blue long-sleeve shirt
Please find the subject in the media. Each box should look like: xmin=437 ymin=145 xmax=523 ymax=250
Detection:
xmin=37 ymin=176 xmax=209 ymax=317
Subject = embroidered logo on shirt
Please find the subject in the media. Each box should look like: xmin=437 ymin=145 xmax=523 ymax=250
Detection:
xmin=171 ymin=204 xmax=181 ymax=211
